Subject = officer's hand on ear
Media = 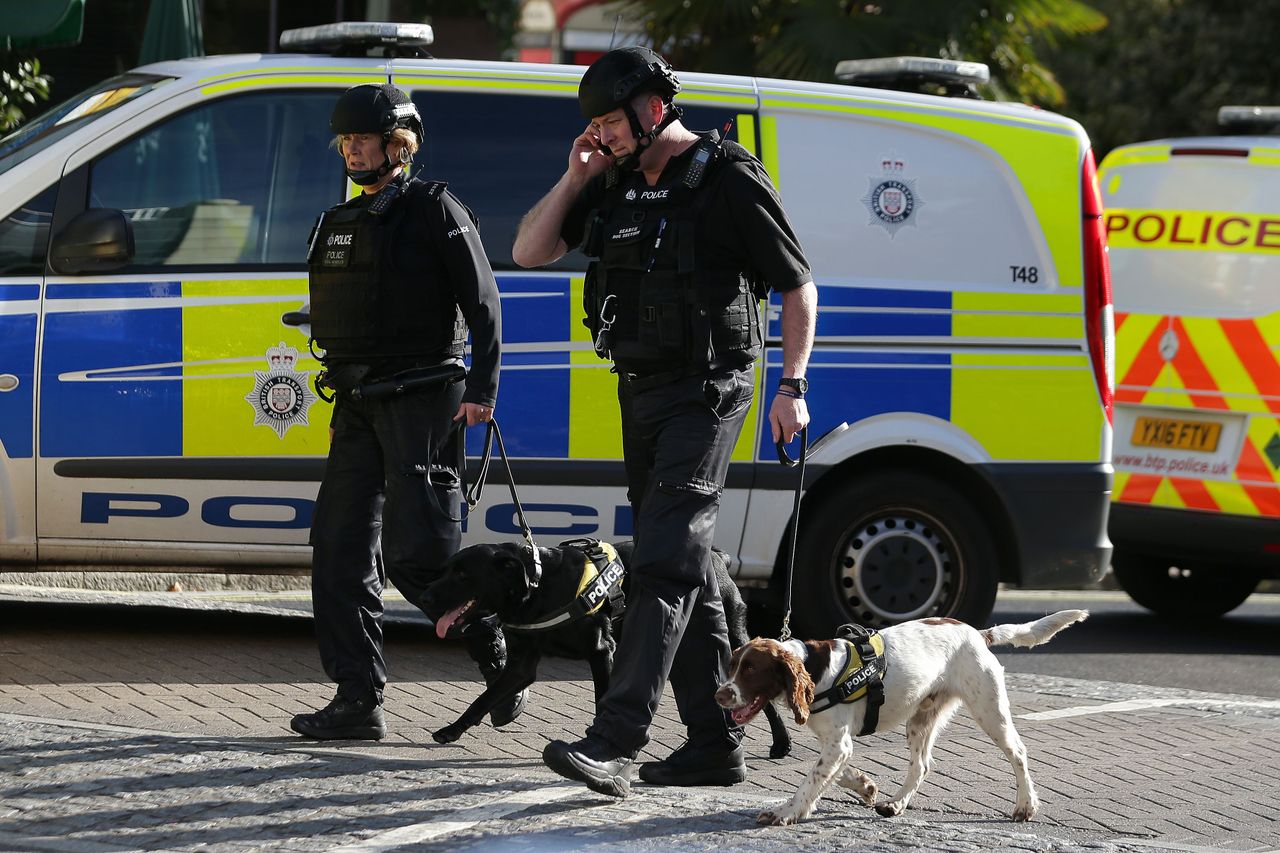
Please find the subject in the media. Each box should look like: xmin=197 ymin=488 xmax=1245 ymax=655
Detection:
xmin=455 ymin=402 xmax=494 ymax=427
xmin=770 ymin=393 xmax=809 ymax=445
xmin=570 ymin=124 xmax=614 ymax=180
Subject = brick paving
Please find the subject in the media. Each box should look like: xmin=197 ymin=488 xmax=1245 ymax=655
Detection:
xmin=1 ymin=591 xmax=1278 ymax=852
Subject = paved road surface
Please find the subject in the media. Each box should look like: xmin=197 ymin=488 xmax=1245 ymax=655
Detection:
xmin=1 ymin=586 xmax=1278 ymax=852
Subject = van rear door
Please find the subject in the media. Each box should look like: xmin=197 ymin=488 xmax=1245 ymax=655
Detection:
xmin=1104 ymin=141 xmax=1280 ymax=524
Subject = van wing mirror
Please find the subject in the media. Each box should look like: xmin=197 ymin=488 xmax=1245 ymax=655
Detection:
xmin=50 ymin=208 xmax=135 ymax=275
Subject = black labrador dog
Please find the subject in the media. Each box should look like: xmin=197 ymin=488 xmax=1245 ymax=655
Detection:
xmin=420 ymin=538 xmax=792 ymax=759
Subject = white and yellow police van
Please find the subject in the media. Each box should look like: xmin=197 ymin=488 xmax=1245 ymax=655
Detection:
xmin=1101 ymin=106 xmax=1280 ymax=618
xmin=0 ymin=24 xmax=1114 ymax=634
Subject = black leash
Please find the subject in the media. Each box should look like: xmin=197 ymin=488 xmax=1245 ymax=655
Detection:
xmin=466 ymin=417 xmax=543 ymax=588
xmin=775 ymin=426 xmax=808 ymax=642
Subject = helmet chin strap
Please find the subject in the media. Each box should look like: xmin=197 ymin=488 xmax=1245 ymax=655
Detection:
xmin=345 ymin=136 xmax=401 ymax=186
xmin=613 ymin=101 xmax=684 ymax=172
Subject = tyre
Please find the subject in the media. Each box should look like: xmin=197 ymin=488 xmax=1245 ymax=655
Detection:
xmin=789 ymin=471 xmax=1000 ymax=637
xmin=1111 ymin=551 xmax=1259 ymax=619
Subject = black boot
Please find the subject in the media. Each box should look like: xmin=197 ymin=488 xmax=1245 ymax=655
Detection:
xmin=465 ymin=624 xmax=528 ymax=728
xmin=291 ymin=691 xmax=386 ymax=740
xmin=543 ymin=737 xmax=635 ymax=798
xmin=638 ymin=738 xmax=745 ymax=786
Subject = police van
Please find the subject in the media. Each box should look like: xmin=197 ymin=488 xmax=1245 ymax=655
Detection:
xmin=1101 ymin=106 xmax=1280 ymax=618
xmin=0 ymin=23 xmax=1114 ymax=635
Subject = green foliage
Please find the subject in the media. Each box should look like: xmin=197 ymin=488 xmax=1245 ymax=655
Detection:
xmin=403 ymin=0 xmax=521 ymax=53
xmin=1044 ymin=0 xmax=1280 ymax=157
xmin=624 ymin=0 xmax=1105 ymax=106
xmin=0 ymin=57 xmax=51 ymax=133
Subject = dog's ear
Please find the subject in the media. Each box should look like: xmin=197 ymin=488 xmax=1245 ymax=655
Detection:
xmin=779 ymin=647 xmax=814 ymax=725
xmin=495 ymin=547 xmax=534 ymax=602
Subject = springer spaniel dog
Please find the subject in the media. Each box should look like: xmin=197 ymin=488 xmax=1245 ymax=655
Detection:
xmin=716 ymin=610 xmax=1087 ymax=825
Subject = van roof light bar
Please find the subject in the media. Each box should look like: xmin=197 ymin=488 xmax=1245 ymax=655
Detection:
xmin=835 ymin=56 xmax=989 ymax=99
xmin=279 ymin=22 xmax=435 ymax=58
xmin=1217 ymin=105 xmax=1280 ymax=135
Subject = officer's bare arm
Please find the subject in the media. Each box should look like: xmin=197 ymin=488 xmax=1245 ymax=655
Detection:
xmin=512 ymin=176 xmax=579 ymax=267
xmin=515 ymin=126 xmax=615 ymax=268
xmin=769 ymin=280 xmax=817 ymax=444
xmin=779 ymin=280 xmax=817 ymax=378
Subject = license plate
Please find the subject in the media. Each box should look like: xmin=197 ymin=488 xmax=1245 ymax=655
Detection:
xmin=1130 ymin=416 xmax=1222 ymax=452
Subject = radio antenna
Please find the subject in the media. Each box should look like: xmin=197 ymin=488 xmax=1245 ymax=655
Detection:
xmin=608 ymin=14 xmax=622 ymax=50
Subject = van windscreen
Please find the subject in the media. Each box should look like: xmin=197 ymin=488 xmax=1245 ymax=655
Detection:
xmin=0 ymin=73 xmax=172 ymax=179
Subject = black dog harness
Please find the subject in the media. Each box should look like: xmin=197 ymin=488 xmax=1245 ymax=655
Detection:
xmin=809 ymin=624 xmax=888 ymax=737
xmin=502 ymin=539 xmax=626 ymax=633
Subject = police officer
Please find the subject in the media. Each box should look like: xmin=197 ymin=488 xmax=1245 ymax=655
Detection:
xmin=291 ymin=83 xmax=524 ymax=739
xmin=513 ymin=48 xmax=816 ymax=795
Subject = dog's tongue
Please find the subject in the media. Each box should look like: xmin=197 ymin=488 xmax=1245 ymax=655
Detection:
xmin=732 ymin=696 xmax=766 ymax=726
xmin=435 ymin=601 xmax=474 ymax=640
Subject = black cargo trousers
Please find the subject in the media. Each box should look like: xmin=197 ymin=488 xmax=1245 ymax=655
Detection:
xmin=309 ymin=371 xmax=500 ymax=703
xmin=586 ymin=365 xmax=754 ymax=754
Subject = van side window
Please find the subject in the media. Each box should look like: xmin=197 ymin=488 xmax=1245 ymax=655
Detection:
xmin=412 ymin=91 xmax=588 ymax=272
xmin=0 ymin=186 xmax=56 ymax=275
xmin=411 ymin=91 xmax=750 ymax=272
xmin=87 ymin=91 xmax=341 ymax=268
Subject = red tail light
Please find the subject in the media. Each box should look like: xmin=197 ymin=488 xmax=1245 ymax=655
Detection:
xmin=1081 ymin=149 xmax=1114 ymax=424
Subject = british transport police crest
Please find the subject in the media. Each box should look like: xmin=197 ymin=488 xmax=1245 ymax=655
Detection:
xmin=862 ymin=155 xmax=924 ymax=237
xmin=245 ymin=342 xmax=318 ymax=439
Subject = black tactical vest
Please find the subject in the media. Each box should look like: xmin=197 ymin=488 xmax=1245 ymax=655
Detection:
xmin=581 ymin=137 xmax=765 ymax=375
xmin=307 ymin=178 xmax=467 ymax=361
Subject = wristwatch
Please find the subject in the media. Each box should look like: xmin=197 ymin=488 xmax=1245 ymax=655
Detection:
xmin=778 ymin=377 xmax=809 ymax=397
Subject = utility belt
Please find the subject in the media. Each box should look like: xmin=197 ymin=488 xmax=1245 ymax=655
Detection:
xmin=316 ymin=360 xmax=466 ymax=404
xmin=615 ymin=357 xmax=747 ymax=393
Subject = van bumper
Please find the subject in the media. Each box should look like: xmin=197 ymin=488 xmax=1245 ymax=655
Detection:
xmin=977 ymin=462 xmax=1113 ymax=588
xmin=1110 ymin=503 xmax=1280 ymax=575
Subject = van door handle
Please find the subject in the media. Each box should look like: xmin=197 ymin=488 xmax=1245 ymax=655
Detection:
xmin=282 ymin=310 xmax=310 ymax=327
xmin=0 ymin=374 xmax=19 ymax=392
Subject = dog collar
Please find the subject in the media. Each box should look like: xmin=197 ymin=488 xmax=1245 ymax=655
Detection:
xmin=503 ymin=540 xmax=625 ymax=633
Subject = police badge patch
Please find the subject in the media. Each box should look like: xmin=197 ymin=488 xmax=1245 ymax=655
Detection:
xmin=245 ymin=342 xmax=318 ymax=439
xmin=862 ymin=155 xmax=925 ymax=238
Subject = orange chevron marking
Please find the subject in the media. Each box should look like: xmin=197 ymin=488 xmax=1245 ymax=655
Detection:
xmin=1236 ymin=440 xmax=1275 ymax=485
xmin=1169 ymin=477 xmax=1219 ymax=511
xmin=1119 ymin=473 xmax=1161 ymax=503
xmin=1118 ymin=317 xmax=1169 ymax=392
xmin=1170 ymin=317 xmax=1231 ymax=410
xmin=1219 ymin=318 xmax=1280 ymax=414
xmin=1243 ymin=483 xmax=1280 ymax=517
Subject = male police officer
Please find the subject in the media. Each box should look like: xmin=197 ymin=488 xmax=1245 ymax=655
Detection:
xmin=291 ymin=83 xmax=524 ymax=739
xmin=513 ymin=48 xmax=816 ymax=795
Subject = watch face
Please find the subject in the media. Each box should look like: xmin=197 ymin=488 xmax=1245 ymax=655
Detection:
xmin=781 ymin=377 xmax=808 ymax=393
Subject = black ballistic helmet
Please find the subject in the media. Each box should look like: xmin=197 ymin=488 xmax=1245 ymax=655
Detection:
xmin=578 ymin=46 xmax=680 ymax=120
xmin=330 ymin=83 xmax=424 ymax=185
xmin=578 ymin=47 xmax=683 ymax=171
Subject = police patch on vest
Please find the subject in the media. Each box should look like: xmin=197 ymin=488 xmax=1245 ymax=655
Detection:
xmin=629 ymin=188 xmax=671 ymax=202
xmin=322 ymin=230 xmax=356 ymax=267
xmin=862 ymin=155 xmax=925 ymax=238
xmin=244 ymin=343 xmax=318 ymax=439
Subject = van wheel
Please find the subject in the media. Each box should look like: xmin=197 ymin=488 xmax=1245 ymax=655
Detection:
xmin=1112 ymin=551 xmax=1258 ymax=619
xmin=789 ymin=472 xmax=999 ymax=637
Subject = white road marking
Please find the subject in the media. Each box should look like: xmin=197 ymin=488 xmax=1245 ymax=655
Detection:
xmin=329 ymin=785 xmax=582 ymax=850
xmin=1111 ymin=838 xmax=1279 ymax=853
xmin=1019 ymin=697 xmax=1280 ymax=720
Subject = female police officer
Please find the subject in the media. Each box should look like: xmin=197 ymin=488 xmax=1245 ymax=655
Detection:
xmin=290 ymin=83 xmax=523 ymax=739
xmin=514 ymin=48 xmax=816 ymax=794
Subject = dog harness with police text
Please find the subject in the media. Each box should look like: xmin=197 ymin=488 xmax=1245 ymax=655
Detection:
xmin=502 ymin=539 xmax=625 ymax=633
xmin=809 ymin=626 xmax=887 ymax=737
